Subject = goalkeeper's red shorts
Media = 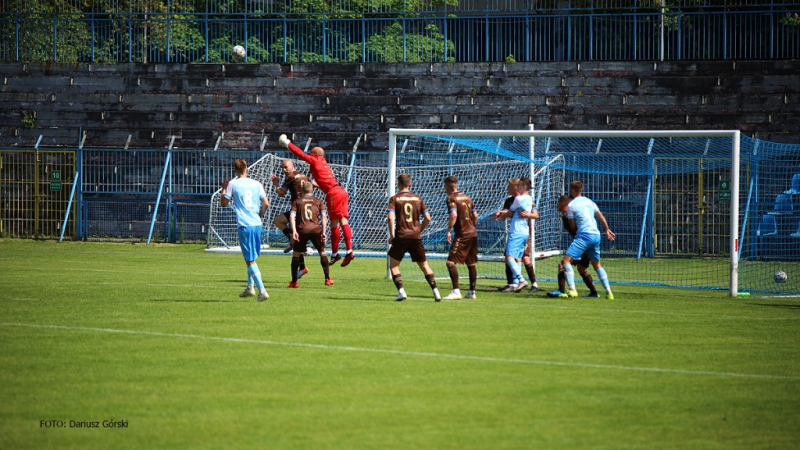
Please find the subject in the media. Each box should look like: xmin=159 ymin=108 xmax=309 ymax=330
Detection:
xmin=325 ymin=185 xmax=350 ymax=221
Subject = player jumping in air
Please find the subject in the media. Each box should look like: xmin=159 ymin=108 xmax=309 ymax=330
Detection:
xmin=288 ymin=181 xmax=334 ymax=288
xmin=443 ymin=176 xmax=479 ymax=300
xmin=278 ymin=134 xmax=355 ymax=267
xmin=271 ymin=159 xmax=311 ymax=279
xmin=547 ymin=195 xmax=598 ymax=298
xmin=220 ymin=158 xmax=270 ymax=302
xmin=386 ymin=173 xmax=441 ymax=302
xmin=559 ymin=181 xmax=616 ymax=299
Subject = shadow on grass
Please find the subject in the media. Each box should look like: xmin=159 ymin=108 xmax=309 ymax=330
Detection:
xmin=149 ymin=299 xmax=237 ymax=303
xmin=751 ymin=303 xmax=800 ymax=310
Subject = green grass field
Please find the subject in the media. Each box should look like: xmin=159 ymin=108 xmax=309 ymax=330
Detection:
xmin=1 ymin=239 xmax=799 ymax=449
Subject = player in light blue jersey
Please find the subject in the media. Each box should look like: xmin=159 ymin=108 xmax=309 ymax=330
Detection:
xmin=559 ymin=181 xmax=616 ymax=299
xmin=494 ymin=177 xmax=538 ymax=292
xmin=221 ymin=159 xmax=270 ymax=302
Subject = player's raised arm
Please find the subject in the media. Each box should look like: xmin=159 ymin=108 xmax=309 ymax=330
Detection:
xmin=279 ymin=134 xmax=313 ymax=164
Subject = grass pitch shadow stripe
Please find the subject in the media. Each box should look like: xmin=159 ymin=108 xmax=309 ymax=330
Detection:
xmin=2 ymin=322 xmax=798 ymax=381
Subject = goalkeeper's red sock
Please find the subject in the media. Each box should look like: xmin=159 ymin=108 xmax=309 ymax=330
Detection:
xmin=341 ymin=224 xmax=353 ymax=252
xmin=331 ymin=226 xmax=341 ymax=255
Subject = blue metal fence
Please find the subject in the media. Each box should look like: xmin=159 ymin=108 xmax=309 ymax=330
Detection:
xmin=2 ymin=2 xmax=799 ymax=62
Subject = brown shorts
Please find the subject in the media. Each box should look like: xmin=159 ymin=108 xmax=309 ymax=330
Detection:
xmin=448 ymin=236 xmax=478 ymax=265
xmin=388 ymin=238 xmax=427 ymax=263
xmin=577 ymin=251 xmax=591 ymax=268
xmin=293 ymin=232 xmax=325 ymax=254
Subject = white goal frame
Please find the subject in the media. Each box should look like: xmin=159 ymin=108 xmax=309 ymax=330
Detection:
xmin=389 ymin=128 xmax=742 ymax=297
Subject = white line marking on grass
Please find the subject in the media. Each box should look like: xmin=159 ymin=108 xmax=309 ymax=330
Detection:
xmin=2 ymin=322 xmax=799 ymax=381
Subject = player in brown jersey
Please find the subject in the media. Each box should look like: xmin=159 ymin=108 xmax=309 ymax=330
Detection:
xmin=386 ymin=173 xmax=441 ymax=302
xmin=271 ymin=159 xmax=312 ymax=279
xmin=442 ymin=176 xmax=479 ymax=300
xmin=495 ymin=178 xmax=539 ymax=293
xmin=288 ymin=181 xmax=334 ymax=288
xmin=547 ymin=195 xmax=598 ymax=298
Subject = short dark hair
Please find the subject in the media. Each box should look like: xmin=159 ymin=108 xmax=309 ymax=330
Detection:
xmin=569 ymin=180 xmax=584 ymax=195
xmin=444 ymin=176 xmax=458 ymax=187
xmin=398 ymin=173 xmax=411 ymax=188
xmin=517 ymin=177 xmax=531 ymax=191
xmin=558 ymin=195 xmax=571 ymax=207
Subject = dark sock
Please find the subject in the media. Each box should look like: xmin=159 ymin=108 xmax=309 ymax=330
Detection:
xmin=282 ymin=227 xmax=292 ymax=241
xmin=424 ymin=274 xmax=437 ymax=290
xmin=299 ymin=254 xmax=306 ymax=271
xmin=447 ymin=264 xmax=459 ymax=290
xmin=558 ymin=269 xmax=566 ymax=292
xmin=321 ymin=256 xmax=330 ymax=279
xmin=582 ymin=272 xmax=597 ymax=293
xmin=291 ymin=256 xmax=300 ymax=282
xmin=392 ymin=274 xmax=403 ymax=290
xmin=525 ymin=263 xmax=536 ymax=283
xmin=505 ymin=265 xmax=514 ymax=285
xmin=468 ymin=265 xmax=477 ymax=291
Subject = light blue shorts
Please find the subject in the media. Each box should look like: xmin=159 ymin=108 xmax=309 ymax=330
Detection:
xmin=505 ymin=233 xmax=529 ymax=259
xmin=567 ymin=233 xmax=601 ymax=262
xmin=238 ymin=225 xmax=263 ymax=262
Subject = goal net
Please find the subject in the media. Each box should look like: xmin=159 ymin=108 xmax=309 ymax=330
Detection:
xmin=206 ymin=128 xmax=800 ymax=296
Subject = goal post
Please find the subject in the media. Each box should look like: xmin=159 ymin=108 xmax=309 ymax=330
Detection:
xmin=388 ymin=128 xmax=742 ymax=296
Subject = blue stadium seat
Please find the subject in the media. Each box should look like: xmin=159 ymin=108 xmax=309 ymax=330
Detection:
xmin=785 ymin=174 xmax=800 ymax=195
xmin=768 ymin=194 xmax=793 ymax=215
xmin=757 ymin=214 xmax=777 ymax=237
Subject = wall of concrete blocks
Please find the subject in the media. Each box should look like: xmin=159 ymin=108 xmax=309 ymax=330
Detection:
xmin=0 ymin=60 xmax=798 ymax=152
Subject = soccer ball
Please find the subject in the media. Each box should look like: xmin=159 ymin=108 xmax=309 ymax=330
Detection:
xmin=774 ymin=271 xmax=788 ymax=283
xmin=232 ymin=45 xmax=246 ymax=60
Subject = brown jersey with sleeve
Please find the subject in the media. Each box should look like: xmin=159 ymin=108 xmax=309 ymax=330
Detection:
xmin=447 ymin=191 xmax=477 ymax=239
xmin=388 ymin=190 xmax=427 ymax=240
xmin=291 ymin=195 xmax=326 ymax=235
xmin=282 ymin=171 xmax=311 ymax=202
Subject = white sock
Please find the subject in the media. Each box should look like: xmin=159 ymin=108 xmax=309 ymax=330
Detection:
xmin=452 ymin=288 xmax=461 ymax=296
xmin=398 ymin=288 xmax=407 ymax=297
xmin=433 ymin=287 xmax=441 ymax=298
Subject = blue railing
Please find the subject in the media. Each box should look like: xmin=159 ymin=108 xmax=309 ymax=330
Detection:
xmin=2 ymin=3 xmax=799 ymax=62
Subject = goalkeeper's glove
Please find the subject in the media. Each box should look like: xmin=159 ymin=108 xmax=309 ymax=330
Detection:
xmin=278 ymin=134 xmax=291 ymax=148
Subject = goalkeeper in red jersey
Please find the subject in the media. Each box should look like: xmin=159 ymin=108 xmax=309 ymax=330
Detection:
xmin=278 ymin=134 xmax=355 ymax=267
